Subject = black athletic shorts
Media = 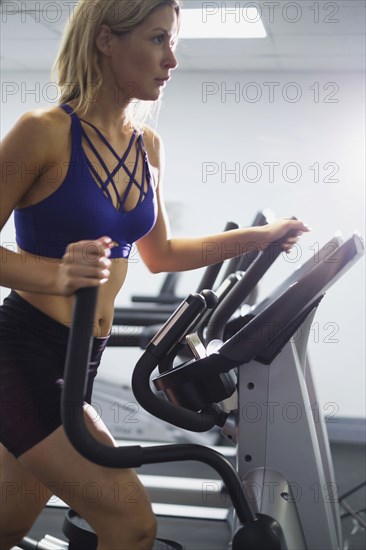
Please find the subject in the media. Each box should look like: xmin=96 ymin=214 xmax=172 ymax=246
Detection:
xmin=0 ymin=290 xmax=109 ymax=458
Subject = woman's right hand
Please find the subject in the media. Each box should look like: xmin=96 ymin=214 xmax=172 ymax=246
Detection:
xmin=262 ymin=219 xmax=311 ymax=252
xmin=56 ymin=236 xmax=113 ymax=296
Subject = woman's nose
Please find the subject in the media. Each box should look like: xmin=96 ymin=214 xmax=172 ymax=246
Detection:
xmin=165 ymin=48 xmax=178 ymax=70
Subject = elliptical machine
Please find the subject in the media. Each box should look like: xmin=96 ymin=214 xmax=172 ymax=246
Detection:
xmin=57 ymin=232 xmax=364 ymax=550
xmin=18 ymin=231 xmax=364 ymax=550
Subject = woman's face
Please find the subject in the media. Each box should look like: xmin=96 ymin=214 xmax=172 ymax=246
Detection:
xmin=102 ymin=5 xmax=179 ymax=102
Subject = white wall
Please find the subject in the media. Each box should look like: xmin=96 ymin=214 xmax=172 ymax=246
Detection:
xmin=1 ymin=70 xmax=365 ymax=419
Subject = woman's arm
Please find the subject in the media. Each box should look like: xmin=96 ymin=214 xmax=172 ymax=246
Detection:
xmin=138 ymin=133 xmax=310 ymax=274
xmin=0 ymin=110 xmax=111 ymax=295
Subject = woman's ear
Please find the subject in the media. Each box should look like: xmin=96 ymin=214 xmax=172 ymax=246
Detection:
xmin=95 ymin=24 xmax=113 ymax=56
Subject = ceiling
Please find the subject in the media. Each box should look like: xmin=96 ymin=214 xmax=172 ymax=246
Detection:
xmin=0 ymin=0 xmax=365 ymax=73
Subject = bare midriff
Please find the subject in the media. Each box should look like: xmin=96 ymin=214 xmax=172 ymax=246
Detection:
xmin=16 ymin=249 xmax=128 ymax=337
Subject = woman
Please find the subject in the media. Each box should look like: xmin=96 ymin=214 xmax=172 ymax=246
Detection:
xmin=0 ymin=1 xmax=309 ymax=549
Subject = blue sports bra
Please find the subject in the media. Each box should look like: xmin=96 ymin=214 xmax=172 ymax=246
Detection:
xmin=14 ymin=104 xmax=158 ymax=259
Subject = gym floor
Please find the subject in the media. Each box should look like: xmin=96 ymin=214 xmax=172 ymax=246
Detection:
xmin=25 ymin=435 xmax=366 ymax=550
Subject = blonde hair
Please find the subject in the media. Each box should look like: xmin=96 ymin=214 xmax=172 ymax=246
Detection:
xmin=52 ymin=0 xmax=180 ymax=127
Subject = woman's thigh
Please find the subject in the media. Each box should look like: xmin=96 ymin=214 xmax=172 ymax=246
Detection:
xmin=0 ymin=290 xmax=109 ymax=458
xmin=17 ymin=405 xmax=155 ymax=537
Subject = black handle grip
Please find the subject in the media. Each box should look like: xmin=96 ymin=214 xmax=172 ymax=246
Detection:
xmin=61 ymin=287 xmax=147 ymax=467
xmin=205 ymin=221 xmax=298 ymax=342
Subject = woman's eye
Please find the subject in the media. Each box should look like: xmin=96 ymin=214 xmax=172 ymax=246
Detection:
xmin=153 ymin=35 xmax=164 ymax=44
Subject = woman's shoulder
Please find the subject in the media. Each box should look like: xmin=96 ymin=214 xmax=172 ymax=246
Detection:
xmin=14 ymin=105 xmax=70 ymax=140
xmin=8 ymin=107 xmax=70 ymax=162
xmin=3 ymin=105 xmax=71 ymax=166
xmin=140 ymin=124 xmax=164 ymax=169
xmin=19 ymin=106 xmax=69 ymax=131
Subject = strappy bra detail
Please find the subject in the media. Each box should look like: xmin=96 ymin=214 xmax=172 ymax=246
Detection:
xmin=79 ymin=118 xmax=145 ymax=213
xmin=14 ymin=104 xmax=158 ymax=259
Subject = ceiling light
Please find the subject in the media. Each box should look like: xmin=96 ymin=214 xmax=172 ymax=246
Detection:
xmin=180 ymin=7 xmax=267 ymax=39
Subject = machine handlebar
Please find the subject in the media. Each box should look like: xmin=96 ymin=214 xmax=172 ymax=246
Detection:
xmin=206 ymin=221 xmax=299 ymax=341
